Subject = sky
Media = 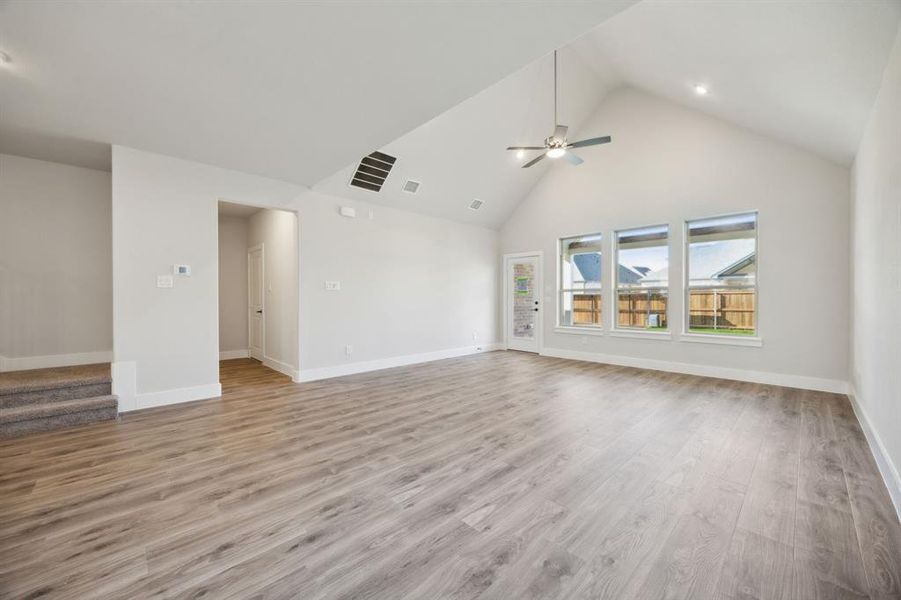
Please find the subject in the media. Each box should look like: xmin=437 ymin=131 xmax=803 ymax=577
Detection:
xmin=619 ymin=245 xmax=668 ymax=272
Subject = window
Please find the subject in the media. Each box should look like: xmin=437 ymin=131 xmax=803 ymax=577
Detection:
xmin=615 ymin=225 xmax=669 ymax=330
xmin=559 ymin=233 xmax=602 ymax=327
xmin=686 ymin=212 xmax=757 ymax=336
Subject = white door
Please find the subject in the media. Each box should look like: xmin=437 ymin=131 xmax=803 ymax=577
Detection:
xmin=505 ymin=254 xmax=542 ymax=353
xmin=248 ymin=244 xmax=264 ymax=360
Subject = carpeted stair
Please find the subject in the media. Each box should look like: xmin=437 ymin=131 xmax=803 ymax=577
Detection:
xmin=0 ymin=363 xmax=118 ymax=438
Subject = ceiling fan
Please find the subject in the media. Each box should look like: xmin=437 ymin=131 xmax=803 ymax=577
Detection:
xmin=507 ymin=50 xmax=611 ymax=168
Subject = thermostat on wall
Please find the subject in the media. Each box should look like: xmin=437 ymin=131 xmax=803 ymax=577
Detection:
xmin=173 ymin=264 xmax=191 ymax=276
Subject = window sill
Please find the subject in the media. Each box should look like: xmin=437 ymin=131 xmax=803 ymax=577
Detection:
xmin=554 ymin=326 xmax=605 ymax=336
xmin=609 ymin=329 xmax=672 ymax=341
xmin=680 ymin=333 xmax=763 ymax=347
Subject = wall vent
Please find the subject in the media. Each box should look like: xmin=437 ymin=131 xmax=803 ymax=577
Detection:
xmin=469 ymin=199 xmax=484 ymax=211
xmin=402 ymin=179 xmax=421 ymax=194
xmin=349 ymin=151 xmax=397 ymax=192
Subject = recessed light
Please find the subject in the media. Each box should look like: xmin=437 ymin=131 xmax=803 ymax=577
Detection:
xmin=516 ymin=149 xmax=525 ymax=160
xmin=693 ymin=84 xmax=709 ymax=96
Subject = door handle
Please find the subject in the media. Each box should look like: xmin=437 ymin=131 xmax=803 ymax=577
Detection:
xmin=256 ymin=310 xmax=263 ymax=314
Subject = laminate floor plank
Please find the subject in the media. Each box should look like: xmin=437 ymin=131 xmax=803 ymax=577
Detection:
xmin=1 ymin=352 xmax=899 ymax=599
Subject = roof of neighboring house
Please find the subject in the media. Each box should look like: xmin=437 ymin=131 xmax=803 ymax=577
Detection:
xmin=573 ymin=253 xmax=601 ymax=282
xmin=644 ymin=238 xmax=756 ymax=282
xmin=571 ymin=240 xmax=755 ymax=286
xmin=713 ymin=252 xmax=756 ymax=278
xmin=572 ymin=253 xmax=649 ymax=284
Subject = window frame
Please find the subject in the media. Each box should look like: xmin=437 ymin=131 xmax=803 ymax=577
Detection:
xmin=682 ymin=210 xmax=761 ymax=345
xmin=612 ymin=223 xmax=671 ymax=333
xmin=556 ymin=232 xmax=604 ymax=331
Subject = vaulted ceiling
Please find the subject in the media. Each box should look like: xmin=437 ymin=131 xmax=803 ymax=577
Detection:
xmin=0 ymin=0 xmax=636 ymax=182
xmin=313 ymin=0 xmax=899 ymax=229
xmin=313 ymin=46 xmax=613 ymax=228
xmin=570 ymin=0 xmax=901 ymax=167
xmin=2 ymin=1 xmax=898 ymax=232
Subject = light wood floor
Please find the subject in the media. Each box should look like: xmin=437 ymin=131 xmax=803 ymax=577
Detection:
xmin=2 ymin=352 xmax=900 ymax=599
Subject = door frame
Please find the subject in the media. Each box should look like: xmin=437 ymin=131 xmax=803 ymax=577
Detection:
xmin=502 ymin=251 xmax=543 ymax=354
xmin=247 ymin=242 xmax=265 ymax=361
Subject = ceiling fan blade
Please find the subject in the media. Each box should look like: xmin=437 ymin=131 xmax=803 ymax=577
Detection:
xmin=562 ymin=151 xmax=584 ymax=166
xmin=553 ymin=124 xmax=569 ymax=141
xmin=567 ymin=135 xmax=612 ymax=149
xmin=521 ymin=153 xmax=547 ymax=168
xmin=506 ymin=146 xmax=546 ymax=150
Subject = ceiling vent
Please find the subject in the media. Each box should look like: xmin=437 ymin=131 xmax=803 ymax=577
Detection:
xmin=349 ymin=151 xmax=397 ymax=192
xmin=402 ymin=179 xmax=421 ymax=194
xmin=469 ymin=199 xmax=484 ymax=211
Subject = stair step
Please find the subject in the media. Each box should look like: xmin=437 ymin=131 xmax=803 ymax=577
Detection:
xmin=0 ymin=395 xmax=119 ymax=438
xmin=0 ymin=363 xmax=111 ymax=395
xmin=1 ymin=395 xmax=118 ymax=423
xmin=0 ymin=363 xmax=112 ymax=408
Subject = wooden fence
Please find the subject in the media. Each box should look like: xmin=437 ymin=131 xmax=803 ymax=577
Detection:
xmin=572 ymin=294 xmax=602 ymax=325
xmin=688 ymin=288 xmax=755 ymax=331
xmin=571 ymin=288 xmax=755 ymax=331
xmin=616 ymin=290 xmax=668 ymax=329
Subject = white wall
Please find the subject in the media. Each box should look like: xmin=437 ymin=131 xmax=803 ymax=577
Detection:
xmin=218 ymin=214 xmax=249 ymax=355
xmin=297 ymin=192 xmax=498 ymax=375
xmin=0 ymin=154 xmax=112 ymax=370
xmin=851 ymin=27 xmax=901 ymax=510
xmin=112 ymin=146 xmax=498 ymax=409
xmin=501 ymin=88 xmax=850 ymax=391
xmin=248 ymin=209 xmax=298 ymax=372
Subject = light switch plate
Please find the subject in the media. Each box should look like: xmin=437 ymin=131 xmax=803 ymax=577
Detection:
xmin=157 ymin=275 xmax=174 ymax=288
xmin=325 ymin=281 xmax=341 ymax=291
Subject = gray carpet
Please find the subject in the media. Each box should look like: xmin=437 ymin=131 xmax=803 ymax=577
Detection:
xmin=0 ymin=364 xmax=118 ymax=438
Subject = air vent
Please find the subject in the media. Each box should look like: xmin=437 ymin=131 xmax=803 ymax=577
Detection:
xmin=402 ymin=179 xmax=421 ymax=194
xmin=469 ymin=199 xmax=484 ymax=211
xmin=349 ymin=151 xmax=397 ymax=192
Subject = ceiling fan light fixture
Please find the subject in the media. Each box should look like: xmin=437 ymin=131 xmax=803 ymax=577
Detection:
xmin=516 ymin=149 xmax=525 ymax=159
xmin=546 ymin=147 xmax=566 ymax=159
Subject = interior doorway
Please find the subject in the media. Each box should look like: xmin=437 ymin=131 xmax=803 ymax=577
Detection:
xmin=247 ymin=243 xmax=264 ymax=360
xmin=218 ymin=200 xmax=299 ymax=380
xmin=504 ymin=252 xmax=543 ymax=353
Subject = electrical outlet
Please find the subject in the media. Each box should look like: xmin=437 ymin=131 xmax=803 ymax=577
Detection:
xmin=472 ymin=331 xmax=478 ymax=341
xmin=325 ymin=281 xmax=341 ymax=291
xmin=345 ymin=345 xmax=353 ymax=355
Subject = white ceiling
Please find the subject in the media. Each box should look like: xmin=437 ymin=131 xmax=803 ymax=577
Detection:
xmin=0 ymin=0 xmax=636 ymax=181
xmin=315 ymin=0 xmax=901 ymax=228
xmin=313 ymin=46 xmax=614 ymax=228
xmin=570 ymin=0 xmax=901 ymax=166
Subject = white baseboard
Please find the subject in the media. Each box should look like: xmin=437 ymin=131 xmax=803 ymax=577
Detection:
xmin=262 ymin=356 xmax=300 ymax=381
xmin=0 ymin=350 xmax=114 ymax=372
xmin=540 ymin=347 xmax=848 ymax=394
xmin=848 ymin=386 xmax=901 ymax=521
xmin=127 ymin=383 xmax=223 ymax=412
xmin=219 ymin=349 xmax=250 ymax=360
xmin=297 ymin=343 xmax=503 ymax=383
